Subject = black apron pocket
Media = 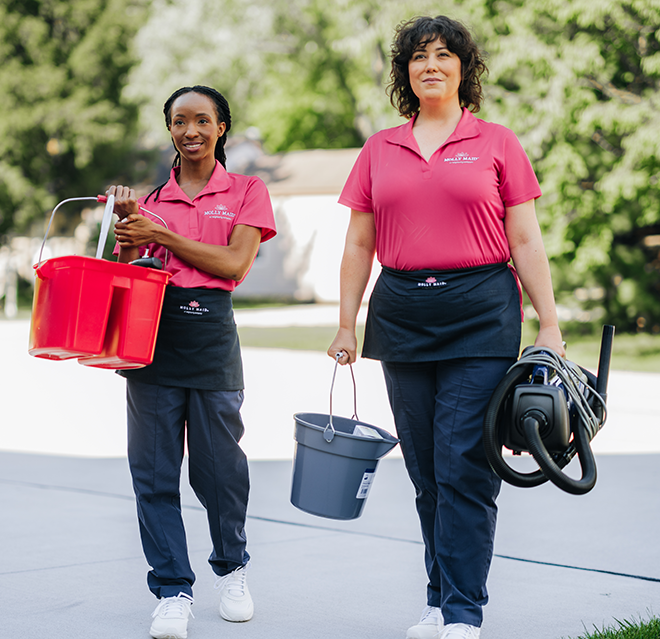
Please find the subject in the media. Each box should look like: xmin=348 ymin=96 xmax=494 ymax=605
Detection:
xmin=363 ymin=264 xmax=521 ymax=362
xmin=119 ymin=286 xmax=243 ymax=390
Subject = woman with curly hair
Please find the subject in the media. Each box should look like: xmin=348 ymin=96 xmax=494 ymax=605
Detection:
xmin=328 ymin=15 xmax=564 ymax=639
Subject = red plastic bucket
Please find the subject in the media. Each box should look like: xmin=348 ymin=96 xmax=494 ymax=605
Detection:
xmin=29 ymin=255 xmax=170 ymax=369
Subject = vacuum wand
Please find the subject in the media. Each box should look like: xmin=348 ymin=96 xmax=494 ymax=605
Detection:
xmin=596 ymin=325 xmax=615 ymax=404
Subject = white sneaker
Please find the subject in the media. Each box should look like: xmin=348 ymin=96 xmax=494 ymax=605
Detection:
xmin=149 ymin=593 xmax=194 ymax=639
xmin=406 ymin=605 xmax=444 ymax=639
xmin=214 ymin=564 xmax=253 ymax=622
xmin=440 ymin=623 xmax=481 ymax=639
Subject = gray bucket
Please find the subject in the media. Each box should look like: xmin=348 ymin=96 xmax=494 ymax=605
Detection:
xmin=290 ymin=358 xmax=399 ymax=520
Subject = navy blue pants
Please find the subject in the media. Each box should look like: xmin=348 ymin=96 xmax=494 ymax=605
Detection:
xmin=126 ymin=380 xmax=250 ymax=599
xmin=382 ymin=357 xmax=513 ymax=627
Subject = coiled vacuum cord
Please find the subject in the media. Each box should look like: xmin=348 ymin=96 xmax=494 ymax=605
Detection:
xmin=483 ymin=327 xmax=613 ymax=495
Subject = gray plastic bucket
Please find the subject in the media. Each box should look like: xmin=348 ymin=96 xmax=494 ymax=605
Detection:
xmin=290 ymin=357 xmax=399 ymax=520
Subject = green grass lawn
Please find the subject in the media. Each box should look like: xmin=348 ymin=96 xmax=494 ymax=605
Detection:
xmin=237 ymin=320 xmax=660 ymax=373
xmin=9 ymin=300 xmax=659 ymax=372
xmin=570 ymin=617 xmax=660 ymax=638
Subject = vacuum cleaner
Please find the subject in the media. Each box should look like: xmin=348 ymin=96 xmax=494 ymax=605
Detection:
xmin=483 ymin=325 xmax=615 ymax=495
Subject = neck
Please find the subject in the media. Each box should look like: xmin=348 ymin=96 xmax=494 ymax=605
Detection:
xmin=178 ymin=155 xmax=217 ymax=180
xmin=176 ymin=156 xmax=218 ymax=199
xmin=415 ymin=100 xmax=463 ymax=128
xmin=410 ymin=102 xmax=464 ymax=162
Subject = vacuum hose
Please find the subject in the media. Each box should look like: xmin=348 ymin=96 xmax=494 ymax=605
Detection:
xmin=483 ymin=326 xmax=614 ymax=495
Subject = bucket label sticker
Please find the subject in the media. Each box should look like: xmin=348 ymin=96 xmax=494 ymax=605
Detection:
xmin=356 ymin=469 xmax=376 ymax=500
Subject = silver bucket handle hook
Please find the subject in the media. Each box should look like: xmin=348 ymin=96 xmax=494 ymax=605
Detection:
xmin=324 ymin=351 xmax=359 ymax=443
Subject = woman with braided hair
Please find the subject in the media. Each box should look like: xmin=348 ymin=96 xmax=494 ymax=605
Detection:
xmin=107 ymin=85 xmax=276 ymax=639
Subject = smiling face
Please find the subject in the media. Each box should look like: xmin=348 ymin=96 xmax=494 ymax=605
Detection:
xmin=167 ymin=92 xmax=226 ymax=165
xmin=407 ymin=37 xmax=462 ymax=107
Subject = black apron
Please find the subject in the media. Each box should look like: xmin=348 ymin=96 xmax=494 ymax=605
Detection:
xmin=118 ymin=286 xmax=243 ymax=390
xmin=363 ymin=263 xmax=521 ymax=362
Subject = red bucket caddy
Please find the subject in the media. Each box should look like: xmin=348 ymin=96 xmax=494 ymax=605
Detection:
xmin=28 ymin=195 xmax=171 ymax=369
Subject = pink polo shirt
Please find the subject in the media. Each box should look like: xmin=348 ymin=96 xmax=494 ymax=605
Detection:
xmin=338 ymin=109 xmax=542 ymax=271
xmin=132 ymin=161 xmax=276 ymax=291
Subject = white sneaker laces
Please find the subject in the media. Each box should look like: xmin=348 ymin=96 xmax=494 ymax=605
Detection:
xmin=419 ymin=605 xmax=441 ymax=624
xmin=214 ymin=565 xmax=248 ymax=597
xmin=153 ymin=593 xmax=194 ymax=619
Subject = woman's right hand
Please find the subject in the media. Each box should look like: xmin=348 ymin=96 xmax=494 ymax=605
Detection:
xmin=328 ymin=328 xmax=357 ymax=365
xmin=106 ymin=185 xmax=139 ymax=220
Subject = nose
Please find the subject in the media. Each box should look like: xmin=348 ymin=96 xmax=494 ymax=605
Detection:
xmin=184 ymin=122 xmax=199 ymax=138
xmin=424 ymin=55 xmax=438 ymax=72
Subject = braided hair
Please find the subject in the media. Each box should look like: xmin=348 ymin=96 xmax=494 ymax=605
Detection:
xmin=146 ymin=85 xmax=232 ymax=203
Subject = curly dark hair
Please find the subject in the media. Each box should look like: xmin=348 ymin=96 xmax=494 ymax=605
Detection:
xmin=388 ymin=16 xmax=487 ymax=119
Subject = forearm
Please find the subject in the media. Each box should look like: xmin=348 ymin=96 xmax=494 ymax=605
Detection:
xmin=338 ymin=243 xmax=375 ymax=331
xmin=328 ymin=210 xmax=376 ymax=364
xmin=131 ymin=223 xmax=259 ymax=281
xmin=117 ymin=246 xmax=140 ymax=264
xmin=505 ymin=199 xmax=564 ymax=355
xmin=511 ymin=239 xmax=560 ymax=329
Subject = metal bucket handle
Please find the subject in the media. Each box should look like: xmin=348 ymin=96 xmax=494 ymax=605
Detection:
xmin=324 ymin=351 xmax=359 ymax=443
xmin=36 ymin=195 xmax=171 ymax=271
xmin=36 ymin=196 xmax=115 ymax=270
xmin=97 ymin=195 xmax=171 ymax=269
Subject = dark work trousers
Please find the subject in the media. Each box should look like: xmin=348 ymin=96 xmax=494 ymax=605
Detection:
xmin=382 ymin=357 xmax=514 ymax=627
xmin=126 ymin=379 xmax=250 ymax=599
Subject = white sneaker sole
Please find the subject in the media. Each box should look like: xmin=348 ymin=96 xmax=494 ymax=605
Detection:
xmin=220 ymin=606 xmax=254 ymax=622
xmin=150 ymin=630 xmax=187 ymax=639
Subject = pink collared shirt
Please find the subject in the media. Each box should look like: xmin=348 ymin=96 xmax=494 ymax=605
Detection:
xmin=338 ymin=109 xmax=542 ymax=271
xmin=131 ymin=161 xmax=276 ymax=291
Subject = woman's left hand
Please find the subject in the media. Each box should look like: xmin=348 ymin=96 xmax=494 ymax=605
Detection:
xmin=114 ymin=213 xmax=159 ymax=248
xmin=534 ymin=324 xmax=566 ymax=358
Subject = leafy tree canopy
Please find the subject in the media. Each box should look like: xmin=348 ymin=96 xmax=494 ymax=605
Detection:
xmin=5 ymin=0 xmax=657 ymax=331
xmin=128 ymin=0 xmax=660 ymax=331
xmin=125 ymin=0 xmax=467 ymax=149
xmin=0 ymin=0 xmax=150 ymax=236
xmin=478 ymin=0 xmax=660 ymax=331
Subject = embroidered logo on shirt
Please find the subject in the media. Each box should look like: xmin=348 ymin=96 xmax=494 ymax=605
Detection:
xmin=179 ymin=301 xmax=210 ymax=315
xmin=203 ymin=204 xmax=236 ymax=219
xmin=418 ymin=277 xmax=447 ymax=288
xmin=444 ymin=151 xmax=479 ymax=164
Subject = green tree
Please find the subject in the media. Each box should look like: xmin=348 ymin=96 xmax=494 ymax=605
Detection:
xmin=128 ymin=0 xmax=659 ymax=331
xmin=125 ymin=0 xmax=467 ymax=151
xmin=478 ymin=0 xmax=660 ymax=332
xmin=0 ymin=0 xmax=150 ymax=237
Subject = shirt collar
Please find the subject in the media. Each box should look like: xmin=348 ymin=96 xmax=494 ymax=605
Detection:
xmin=385 ymin=108 xmax=481 ymax=154
xmin=158 ymin=160 xmax=231 ymax=202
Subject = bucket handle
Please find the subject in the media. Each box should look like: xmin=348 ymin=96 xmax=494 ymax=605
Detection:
xmin=97 ymin=196 xmax=171 ymax=269
xmin=324 ymin=351 xmax=359 ymax=443
xmin=36 ymin=196 xmax=113 ymax=269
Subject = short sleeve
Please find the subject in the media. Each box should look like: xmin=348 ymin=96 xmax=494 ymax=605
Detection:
xmin=338 ymin=139 xmax=374 ymax=212
xmin=497 ymin=130 xmax=542 ymax=207
xmin=236 ymin=176 xmax=277 ymax=242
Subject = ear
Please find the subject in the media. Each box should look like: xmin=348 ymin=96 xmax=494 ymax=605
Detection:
xmin=217 ymin=122 xmax=227 ymax=138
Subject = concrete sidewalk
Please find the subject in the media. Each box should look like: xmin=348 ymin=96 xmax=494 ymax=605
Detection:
xmin=2 ymin=311 xmax=660 ymax=638
xmin=2 ymin=452 xmax=659 ymax=639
